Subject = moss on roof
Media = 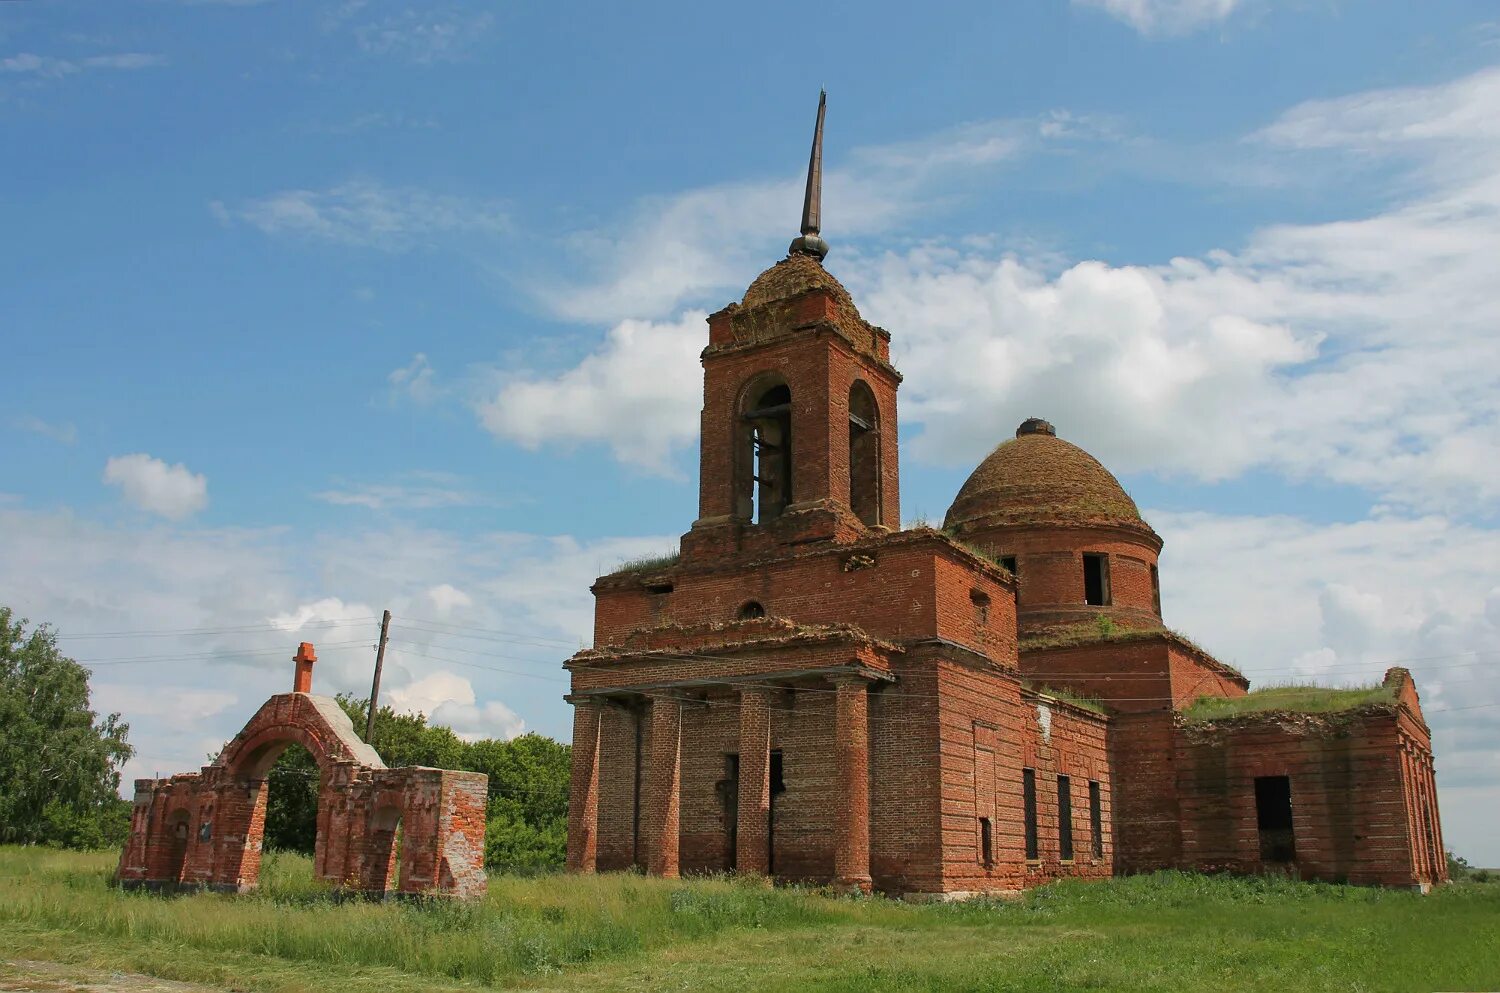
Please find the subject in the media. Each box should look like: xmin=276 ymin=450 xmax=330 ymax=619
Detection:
xmin=1181 ymin=683 xmax=1397 ymax=724
xmin=1019 ymin=621 xmax=1244 ymax=680
xmin=741 ymin=253 xmax=857 ymax=310
xmin=1024 ymin=682 xmax=1108 ymax=715
xmin=944 ymin=429 xmax=1148 ymax=534
xmin=603 ymin=550 xmax=681 ymax=577
xmin=1019 ymin=621 xmax=1172 ymax=652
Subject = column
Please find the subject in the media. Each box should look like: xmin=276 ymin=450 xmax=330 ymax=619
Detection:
xmin=736 ymin=687 xmax=772 ymax=876
xmin=644 ymin=694 xmax=682 ymax=878
xmin=566 ymin=697 xmax=603 ymax=873
xmin=832 ymin=676 xmax=872 ymax=891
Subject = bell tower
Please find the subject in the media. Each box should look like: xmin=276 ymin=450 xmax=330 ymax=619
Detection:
xmin=681 ymin=93 xmax=902 ymax=562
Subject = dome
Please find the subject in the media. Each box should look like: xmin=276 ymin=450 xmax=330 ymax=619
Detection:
xmin=944 ymin=419 xmax=1148 ymax=534
xmin=742 ymin=253 xmax=858 ymax=312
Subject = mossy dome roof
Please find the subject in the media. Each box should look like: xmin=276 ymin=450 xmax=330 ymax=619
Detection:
xmin=742 ymin=253 xmax=859 ymax=312
xmin=944 ymin=418 xmax=1148 ymax=533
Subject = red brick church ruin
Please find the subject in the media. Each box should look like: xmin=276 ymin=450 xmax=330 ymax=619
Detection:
xmin=564 ymin=95 xmax=1447 ymax=895
xmin=116 ymin=643 xmax=488 ymax=899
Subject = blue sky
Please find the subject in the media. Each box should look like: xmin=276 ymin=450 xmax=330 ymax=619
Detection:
xmin=3 ymin=0 xmax=1499 ymax=864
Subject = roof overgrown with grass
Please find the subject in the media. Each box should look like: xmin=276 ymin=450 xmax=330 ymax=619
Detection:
xmin=1024 ymin=682 xmax=1108 ymax=716
xmin=1181 ymin=683 xmax=1397 ymax=724
xmin=604 ymin=550 xmax=681 ymax=576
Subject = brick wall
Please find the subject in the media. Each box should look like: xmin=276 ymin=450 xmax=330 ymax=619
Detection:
xmin=116 ymin=690 xmax=487 ymax=899
xmin=1175 ymin=708 xmax=1440 ymax=888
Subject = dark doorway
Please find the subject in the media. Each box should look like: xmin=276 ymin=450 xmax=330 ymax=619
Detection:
xmin=1255 ymin=775 xmax=1296 ymax=863
xmin=1022 ymin=768 xmax=1038 ymax=860
xmin=769 ymin=750 xmax=785 ymax=873
xmin=1083 ymin=554 xmax=1111 ymax=606
xmin=166 ymin=810 xmax=190 ymax=883
xmin=719 ymin=754 xmax=740 ymax=871
xmin=1058 ymin=775 xmax=1074 ymax=862
xmin=1089 ymin=780 xmax=1104 ymax=860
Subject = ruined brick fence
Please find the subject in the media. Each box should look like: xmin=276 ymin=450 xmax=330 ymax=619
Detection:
xmin=115 ymin=643 xmax=487 ymax=899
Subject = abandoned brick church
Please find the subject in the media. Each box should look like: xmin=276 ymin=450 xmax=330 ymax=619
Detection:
xmin=564 ymin=96 xmax=1447 ymax=895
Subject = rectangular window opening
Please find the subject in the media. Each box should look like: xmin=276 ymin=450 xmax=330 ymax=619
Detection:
xmin=1000 ymin=556 xmax=1017 ymax=577
xmin=1089 ymin=780 xmax=1104 ymax=860
xmin=1254 ymin=775 xmax=1296 ymax=863
xmin=1083 ymin=553 xmax=1111 ymax=606
xmin=1058 ymin=774 xmax=1074 ymax=862
xmin=979 ymin=817 xmax=994 ymax=868
xmin=1150 ymin=564 xmax=1161 ymax=616
xmin=1022 ymin=768 xmax=1038 ymax=861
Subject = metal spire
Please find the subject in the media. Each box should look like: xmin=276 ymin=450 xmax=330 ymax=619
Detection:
xmin=789 ymin=90 xmax=829 ymax=262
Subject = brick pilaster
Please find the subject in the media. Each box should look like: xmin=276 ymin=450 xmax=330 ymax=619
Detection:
xmin=736 ymin=687 xmax=772 ymax=876
xmin=567 ymin=698 xmax=603 ymax=873
xmin=832 ymin=675 xmax=872 ymax=890
xmin=644 ymin=694 xmax=682 ymax=878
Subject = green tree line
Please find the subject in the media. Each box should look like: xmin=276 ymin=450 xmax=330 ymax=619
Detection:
xmin=1 ymin=606 xmax=571 ymax=869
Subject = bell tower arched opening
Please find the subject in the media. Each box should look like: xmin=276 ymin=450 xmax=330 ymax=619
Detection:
xmin=848 ymin=380 xmax=881 ymax=526
xmin=736 ymin=378 xmax=793 ymax=525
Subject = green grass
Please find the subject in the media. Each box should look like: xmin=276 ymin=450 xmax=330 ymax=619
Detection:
xmin=607 ymin=550 xmax=681 ymax=575
xmin=2 ymin=847 xmax=1497 ymax=993
xmin=1182 ymin=683 xmax=1396 ymax=723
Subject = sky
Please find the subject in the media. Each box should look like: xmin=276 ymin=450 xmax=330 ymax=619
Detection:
xmin=2 ymin=0 xmax=1498 ymax=865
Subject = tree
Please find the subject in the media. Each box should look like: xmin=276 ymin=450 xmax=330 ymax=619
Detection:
xmin=464 ymin=733 xmax=570 ymax=869
xmin=0 ymin=607 xmax=134 ymax=848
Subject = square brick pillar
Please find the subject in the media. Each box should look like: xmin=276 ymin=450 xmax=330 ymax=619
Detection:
xmin=644 ymin=694 xmax=682 ymax=878
xmin=566 ymin=697 xmax=603 ymax=873
xmin=832 ymin=676 xmax=872 ymax=891
xmin=736 ymin=687 xmax=772 ymax=876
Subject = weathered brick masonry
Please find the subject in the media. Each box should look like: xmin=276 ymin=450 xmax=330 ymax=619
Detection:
xmin=566 ymin=103 xmax=1447 ymax=894
xmin=116 ymin=644 xmax=488 ymax=899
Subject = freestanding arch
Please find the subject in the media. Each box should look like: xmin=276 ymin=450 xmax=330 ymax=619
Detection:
xmin=116 ymin=643 xmax=488 ymax=899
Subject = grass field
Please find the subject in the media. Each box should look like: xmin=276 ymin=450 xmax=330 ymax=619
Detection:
xmin=1 ymin=847 xmax=1497 ymax=993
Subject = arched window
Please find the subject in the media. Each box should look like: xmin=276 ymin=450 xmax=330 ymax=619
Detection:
xmin=738 ymin=601 xmax=766 ymax=620
xmin=848 ymin=381 xmax=881 ymax=526
xmin=737 ymin=378 xmax=792 ymax=524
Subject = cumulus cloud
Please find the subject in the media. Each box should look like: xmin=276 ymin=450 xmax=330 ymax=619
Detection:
xmin=102 ymin=454 xmax=209 ymax=520
xmin=1074 ymin=0 xmax=1244 ymax=36
xmin=213 ymin=178 xmax=509 ymax=251
xmin=387 ymin=669 xmax=525 ymax=741
xmin=477 ymin=311 xmax=706 ymax=472
xmin=500 ymin=67 xmax=1500 ymax=509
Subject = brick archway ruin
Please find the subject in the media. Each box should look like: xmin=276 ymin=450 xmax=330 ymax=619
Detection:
xmin=116 ymin=643 xmax=488 ymax=899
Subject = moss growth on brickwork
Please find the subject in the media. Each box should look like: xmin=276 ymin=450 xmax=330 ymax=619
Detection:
xmin=608 ymin=550 xmax=681 ymax=575
xmin=1025 ymin=683 xmax=1108 ymax=715
xmin=1019 ymin=621 xmax=1172 ymax=652
xmin=1182 ymin=682 xmax=1397 ymax=723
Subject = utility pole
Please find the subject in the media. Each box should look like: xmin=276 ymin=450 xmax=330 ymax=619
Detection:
xmin=365 ymin=609 xmax=391 ymax=743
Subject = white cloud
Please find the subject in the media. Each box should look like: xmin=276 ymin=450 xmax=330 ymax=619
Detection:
xmin=314 ymin=471 xmax=479 ymax=511
xmin=14 ymin=415 xmax=77 ymax=445
xmin=102 ymin=454 xmax=209 ymax=520
xmin=2 ymin=52 xmax=165 ymax=79
xmin=477 ymin=311 xmax=707 ymax=472
xmin=1074 ymin=0 xmax=1244 ymax=36
xmin=214 ymin=178 xmax=509 ymax=251
xmin=425 ymin=583 xmax=472 ymax=615
xmin=387 ymin=352 xmax=437 ymax=403
xmin=386 ymin=669 xmax=524 ymax=740
xmin=545 ymin=114 xmax=1075 ymax=324
xmin=504 ymin=67 xmax=1500 ymax=508
xmin=352 ymin=8 xmax=495 ymax=64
